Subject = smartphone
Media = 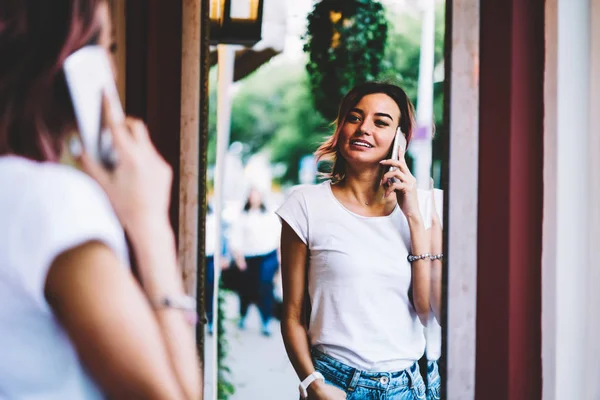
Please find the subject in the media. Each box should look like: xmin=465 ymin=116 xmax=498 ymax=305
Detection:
xmin=63 ymin=45 xmax=124 ymax=169
xmin=388 ymin=127 xmax=407 ymax=172
xmin=384 ymin=128 xmax=406 ymax=186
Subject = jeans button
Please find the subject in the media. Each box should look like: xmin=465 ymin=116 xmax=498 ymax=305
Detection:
xmin=380 ymin=376 xmax=389 ymax=384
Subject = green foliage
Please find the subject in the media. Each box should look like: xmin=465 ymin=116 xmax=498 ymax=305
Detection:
xmin=208 ymin=60 xmax=329 ymax=183
xmin=378 ymin=3 xmax=445 ymax=121
xmin=216 ymin=286 xmax=235 ymax=400
xmin=304 ymin=0 xmax=388 ymax=120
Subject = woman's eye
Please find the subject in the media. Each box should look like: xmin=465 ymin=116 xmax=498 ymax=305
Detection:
xmin=347 ymin=115 xmax=360 ymax=123
xmin=375 ymin=120 xmax=390 ymax=127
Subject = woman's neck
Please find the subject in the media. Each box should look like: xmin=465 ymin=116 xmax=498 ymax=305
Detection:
xmin=337 ymin=165 xmax=388 ymax=207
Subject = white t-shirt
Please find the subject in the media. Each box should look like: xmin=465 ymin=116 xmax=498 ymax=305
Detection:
xmin=276 ymin=181 xmax=432 ymax=372
xmin=205 ymin=212 xmax=216 ymax=257
xmin=229 ymin=209 xmax=280 ymax=257
xmin=0 ymin=156 xmax=128 ymax=400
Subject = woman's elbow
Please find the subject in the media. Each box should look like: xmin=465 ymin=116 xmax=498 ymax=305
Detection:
xmin=413 ymin=297 xmax=430 ymax=324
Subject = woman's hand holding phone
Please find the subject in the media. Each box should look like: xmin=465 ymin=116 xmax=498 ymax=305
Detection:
xmin=379 ymin=129 xmax=421 ymax=221
xmin=78 ymin=96 xmax=173 ymax=237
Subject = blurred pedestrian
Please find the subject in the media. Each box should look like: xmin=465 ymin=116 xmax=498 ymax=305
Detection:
xmin=0 ymin=1 xmax=200 ymax=399
xmin=230 ymin=188 xmax=281 ymax=336
xmin=205 ymin=203 xmax=216 ymax=335
xmin=205 ymin=200 xmax=232 ymax=335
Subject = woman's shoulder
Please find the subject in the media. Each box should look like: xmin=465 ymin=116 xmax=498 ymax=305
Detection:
xmin=4 ymin=158 xmax=118 ymax=230
xmin=37 ymin=161 xmax=106 ymax=197
xmin=285 ymin=181 xmax=331 ymax=201
xmin=1 ymin=157 xmax=106 ymax=200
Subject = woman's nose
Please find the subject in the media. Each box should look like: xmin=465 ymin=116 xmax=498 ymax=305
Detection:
xmin=358 ymin=120 xmax=374 ymax=135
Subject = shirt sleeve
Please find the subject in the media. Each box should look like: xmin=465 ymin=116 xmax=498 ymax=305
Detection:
xmin=433 ymin=188 xmax=444 ymax=228
xmin=417 ymin=189 xmax=434 ymax=231
xmin=13 ymin=168 xmax=127 ymax=313
xmin=275 ymin=189 xmax=309 ymax=245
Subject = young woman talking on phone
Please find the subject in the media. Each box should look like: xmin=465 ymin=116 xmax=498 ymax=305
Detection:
xmin=0 ymin=1 xmax=200 ymax=399
xmin=276 ymin=82 xmax=433 ymax=400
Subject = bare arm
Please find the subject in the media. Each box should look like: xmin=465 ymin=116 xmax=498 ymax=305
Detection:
xmin=127 ymin=219 xmax=202 ymax=400
xmin=45 ymin=240 xmax=199 ymax=400
xmin=430 ymin=194 xmax=443 ymax=324
xmin=430 ymin=219 xmax=443 ymax=323
xmin=380 ymin=159 xmax=431 ymax=325
xmin=57 ymin=100 xmax=201 ymax=399
xmin=408 ymin=218 xmax=432 ymax=325
xmin=279 ymin=222 xmax=345 ymax=399
xmin=280 ymin=222 xmax=313 ymax=380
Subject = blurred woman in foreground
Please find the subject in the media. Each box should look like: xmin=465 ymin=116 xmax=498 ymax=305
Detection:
xmin=0 ymin=1 xmax=201 ymax=399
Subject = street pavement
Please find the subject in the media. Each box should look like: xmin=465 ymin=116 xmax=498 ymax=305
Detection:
xmin=204 ymin=292 xmax=298 ymax=400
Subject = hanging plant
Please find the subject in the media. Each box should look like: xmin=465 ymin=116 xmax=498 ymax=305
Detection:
xmin=304 ymin=0 xmax=388 ymax=120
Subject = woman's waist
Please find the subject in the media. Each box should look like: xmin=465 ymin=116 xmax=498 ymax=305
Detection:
xmin=310 ymin=341 xmax=422 ymax=373
xmin=310 ymin=347 xmax=422 ymax=389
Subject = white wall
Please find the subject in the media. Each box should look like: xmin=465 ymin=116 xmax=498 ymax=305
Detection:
xmin=543 ymin=0 xmax=599 ymax=398
xmin=585 ymin=1 xmax=600 ymax=398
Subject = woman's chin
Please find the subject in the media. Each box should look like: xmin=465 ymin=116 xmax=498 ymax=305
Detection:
xmin=344 ymin=157 xmax=384 ymax=171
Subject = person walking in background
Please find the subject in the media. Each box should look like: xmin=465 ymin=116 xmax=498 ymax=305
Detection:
xmin=230 ymin=188 xmax=281 ymax=336
xmin=205 ymin=203 xmax=217 ymax=335
xmin=0 ymin=1 xmax=200 ymax=399
xmin=204 ymin=200 xmax=232 ymax=335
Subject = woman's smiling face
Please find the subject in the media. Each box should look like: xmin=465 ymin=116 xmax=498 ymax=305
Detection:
xmin=337 ymin=93 xmax=401 ymax=168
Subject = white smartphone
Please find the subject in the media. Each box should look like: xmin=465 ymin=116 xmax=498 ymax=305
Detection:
xmin=63 ymin=45 xmax=124 ymax=169
xmin=384 ymin=128 xmax=406 ymax=186
xmin=388 ymin=127 xmax=407 ymax=172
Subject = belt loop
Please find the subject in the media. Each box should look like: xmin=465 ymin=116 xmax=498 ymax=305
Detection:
xmin=406 ymin=362 xmax=419 ymax=388
xmin=347 ymin=368 xmax=361 ymax=392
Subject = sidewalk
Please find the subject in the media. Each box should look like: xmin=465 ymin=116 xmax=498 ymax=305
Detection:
xmin=204 ymin=292 xmax=298 ymax=400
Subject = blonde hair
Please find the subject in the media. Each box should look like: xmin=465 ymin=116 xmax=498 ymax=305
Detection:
xmin=315 ymin=82 xmax=416 ymax=182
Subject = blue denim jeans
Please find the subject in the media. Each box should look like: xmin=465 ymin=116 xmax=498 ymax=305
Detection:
xmin=311 ymin=349 xmax=426 ymax=400
xmin=426 ymin=361 xmax=440 ymax=400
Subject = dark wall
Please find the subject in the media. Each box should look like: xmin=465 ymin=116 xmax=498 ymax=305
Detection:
xmin=125 ymin=0 xmax=183 ymax=237
xmin=476 ymin=0 xmax=544 ymax=399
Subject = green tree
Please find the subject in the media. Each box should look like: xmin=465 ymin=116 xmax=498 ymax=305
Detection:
xmin=208 ymin=60 xmax=329 ymax=183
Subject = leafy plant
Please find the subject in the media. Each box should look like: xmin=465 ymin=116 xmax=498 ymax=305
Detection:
xmin=216 ymin=286 xmax=235 ymax=399
xmin=304 ymin=0 xmax=388 ymax=120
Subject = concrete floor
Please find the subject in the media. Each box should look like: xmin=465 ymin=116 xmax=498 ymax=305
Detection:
xmin=204 ymin=292 xmax=298 ymax=400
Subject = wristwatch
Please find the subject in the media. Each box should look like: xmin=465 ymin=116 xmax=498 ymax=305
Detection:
xmin=299 ymin=371 xmax=325 ymax=399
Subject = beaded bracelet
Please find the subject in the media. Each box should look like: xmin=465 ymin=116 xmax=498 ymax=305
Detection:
xmin=430 ymin=253 xmax=444 ymax=261
xmin=154 ymin=294 xmax=198 ymax=325
xmin=407 ymin=253 xmax=431 ymax=263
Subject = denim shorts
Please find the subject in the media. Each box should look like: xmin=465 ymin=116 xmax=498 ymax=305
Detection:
xmin=311 ymin=348 xmax=426 ymax=400
xmin=426 ymin=361 xmax=440 ymax=400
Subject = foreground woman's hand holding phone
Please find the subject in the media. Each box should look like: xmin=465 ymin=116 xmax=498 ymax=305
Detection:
xmin=45 ymin=98 xmax=201 ymax=400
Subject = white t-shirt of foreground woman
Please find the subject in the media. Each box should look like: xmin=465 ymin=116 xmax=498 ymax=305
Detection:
xmin=276 ymin=181 xmax=432 ymax=372
xmin=0 ymin=156 xmax=128 ymax=400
